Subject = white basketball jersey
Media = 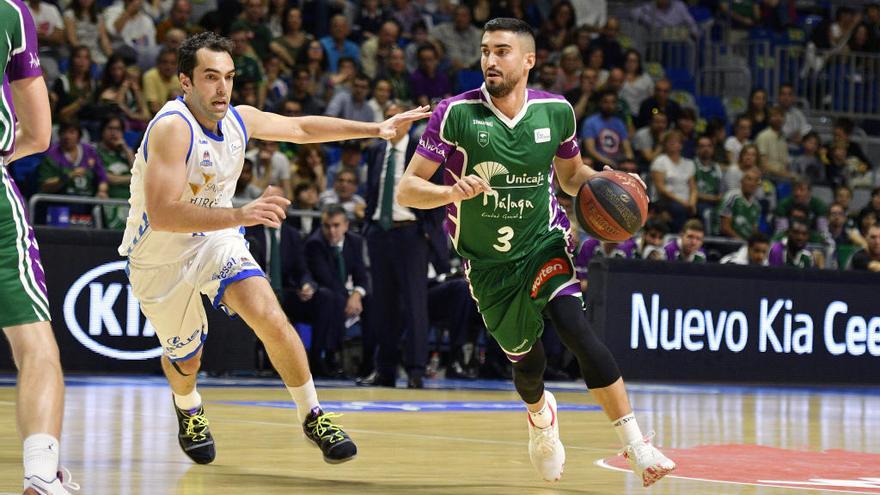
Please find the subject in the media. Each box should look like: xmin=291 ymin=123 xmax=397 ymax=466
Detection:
xmin=118 ymin=97 xmax=249 ymax=264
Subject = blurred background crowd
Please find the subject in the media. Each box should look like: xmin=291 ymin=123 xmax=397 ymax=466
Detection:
xmin=10 ymin=0 xmax=880 ymax=383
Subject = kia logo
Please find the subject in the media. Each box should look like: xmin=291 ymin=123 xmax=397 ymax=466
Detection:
xmin=63 ymin=261 xmax=163 ymax=360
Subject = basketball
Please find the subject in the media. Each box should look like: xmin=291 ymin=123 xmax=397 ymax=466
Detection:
xmin=575 ymin=170 xmax=649 ymax=242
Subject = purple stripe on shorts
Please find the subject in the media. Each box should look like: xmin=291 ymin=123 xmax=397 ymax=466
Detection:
xmin=6 ymin=170 xmax=47 ymax=296
xmin=505 ymin=350 xmax=530 ymax=363
xmin=550 ymin=280 xmax=581 ymax=301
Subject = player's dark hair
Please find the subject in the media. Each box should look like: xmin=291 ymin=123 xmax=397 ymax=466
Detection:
xmin=747 ymin=232 xmax=769 ymax=247
xmin=178 ymin=32 xmax=233 ymax=80
xmin=483 ymin=17 xmax=535 ymax=41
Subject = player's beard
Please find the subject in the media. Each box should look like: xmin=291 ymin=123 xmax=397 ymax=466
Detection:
xmin=485 ymin=72 xmax=520 ymax=98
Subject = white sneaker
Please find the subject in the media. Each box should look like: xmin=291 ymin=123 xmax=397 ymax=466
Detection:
xmin=621 ymin=432 xmax=676 ymax=487
xmin=23 ymin=467 xmax=79 ymax=495
xmin=527 ymin=390 xmax=565 ymax=482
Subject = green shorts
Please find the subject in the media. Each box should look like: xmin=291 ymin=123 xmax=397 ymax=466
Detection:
xmin=0 ymin=163 xmax=51 ymax=328
xmin=465 ymin=238 xmax=580 ymax=360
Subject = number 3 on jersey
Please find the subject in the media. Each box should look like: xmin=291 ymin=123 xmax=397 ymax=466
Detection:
xmin=493 ymin=226 xmax=514 ymax=252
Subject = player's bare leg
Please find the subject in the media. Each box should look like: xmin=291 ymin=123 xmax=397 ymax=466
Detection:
xmin=222 ymin=276 xmax=357 ymax=463
xmin=4 ymin=322 xmax=77 ymax=494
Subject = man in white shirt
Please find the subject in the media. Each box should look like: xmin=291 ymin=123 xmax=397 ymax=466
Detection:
xmin=105 ymin=0 xmax=157 ymax=53
xmin=26 ymin=0 xmax=65 ymax=84
xmin=245 ymin=139 xmax=292 ymax=199
xmin=778 ymin=83 xmax=811 ymax=146
xmin=430 ymin=5 xmax=483 ymax=71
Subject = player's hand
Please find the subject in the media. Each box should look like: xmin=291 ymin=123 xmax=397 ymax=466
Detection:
xmin=449 ymin=175 xmax=493 ymax=202
xmin=239 ymin=186 xmax=290 ymax=228
xmin=377 ymin=105 xmax=431 ymax=140
xmin=602 ymin=165 xmax=647 ymax=190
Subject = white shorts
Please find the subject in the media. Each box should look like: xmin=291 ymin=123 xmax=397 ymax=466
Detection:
xmin=127 ymin=231 xmax=265 ymax=361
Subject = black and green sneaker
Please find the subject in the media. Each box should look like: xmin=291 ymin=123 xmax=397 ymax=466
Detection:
xmin=175 ymin=403 xmax=216 ymax=464
xmin=303 ymin=406 xmax=357 ymax=464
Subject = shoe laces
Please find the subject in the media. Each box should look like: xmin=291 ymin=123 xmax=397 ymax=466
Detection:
xmin=183 ymin=411 xmax=211 ymax=442
xmin=620 ymin=430 xmax=657 ymax=460
xmin=59 ymin=466 xmax=81 ymax=492
xmin=532 ymin=424 xmax=559 ymax=455
xmin=306 ymin=411 xmax=346 ymax=444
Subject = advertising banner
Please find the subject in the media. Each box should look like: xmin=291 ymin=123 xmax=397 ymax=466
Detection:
xmin=0 ymin=228 xmax=255 ymax=372
xmin=586 ymin=258 xmax=880 ymax=383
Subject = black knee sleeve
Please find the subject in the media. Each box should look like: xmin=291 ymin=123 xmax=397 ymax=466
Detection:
xmin=546 ymin=296 xmax=621 ymax=389
xmin=511 ymin=340 xmax=546 ymax=404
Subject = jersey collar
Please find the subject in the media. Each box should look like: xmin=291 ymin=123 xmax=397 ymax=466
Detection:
xmin=480 ymin=83 xmax=529 ymax=129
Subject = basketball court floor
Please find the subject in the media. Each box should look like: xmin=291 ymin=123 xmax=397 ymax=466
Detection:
xmin=1 ymin=376 xmax=878 ymax=494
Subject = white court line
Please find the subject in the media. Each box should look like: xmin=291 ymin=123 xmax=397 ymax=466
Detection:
xmin=594 ymin=459 xmax=877 ymax=495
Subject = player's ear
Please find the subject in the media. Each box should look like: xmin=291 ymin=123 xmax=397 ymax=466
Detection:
xmin=179 ymin=73 xmax=192 ymax=93
xmin=524 ymin=52 xmax=536 ymax=71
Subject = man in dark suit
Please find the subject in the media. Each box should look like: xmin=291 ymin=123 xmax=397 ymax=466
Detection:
xmin=244 ymin=223 xmax=317 ymax=372
xmin=357 ymin=102 xmax=447 ymax=388
xmin=304 ymin=204 xmax=370 ymax=377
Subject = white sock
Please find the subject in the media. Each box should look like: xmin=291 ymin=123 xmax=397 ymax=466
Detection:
xmin=173 ymin=389 xmax=202 ymax=411
xmin=527 ymin=391 xmax=554 ymax=429
xmin=288 ymin=378 xmax=320 ymax=423
xmin=23 ymin=433 xmax=59 ymax=482
xmin=612 ymin=413 xmax=643 ymax=445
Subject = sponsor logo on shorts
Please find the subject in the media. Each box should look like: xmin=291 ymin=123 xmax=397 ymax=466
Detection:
xmin=165 ymin=325 xmax=204 ymax=354
xmin=511 ymin=338 xmax=530 ymax=352
xmin=530 ymin=258 xmax=570 ymax=298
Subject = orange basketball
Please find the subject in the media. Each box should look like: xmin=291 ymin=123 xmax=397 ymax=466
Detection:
xmin=575 ymin=170 xmax=649 ymax=242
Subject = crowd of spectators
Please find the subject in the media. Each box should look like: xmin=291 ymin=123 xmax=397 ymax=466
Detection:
xmin=11 ymin=0 xmax=880 ymax=383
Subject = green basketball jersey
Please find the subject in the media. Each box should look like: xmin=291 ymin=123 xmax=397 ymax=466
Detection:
xmin=2 ymin=0 xmax=43 ymax=154
xmin=718 ymin=189 xmax=761 ymax=239
xmin=415 ymin=86 xmax=581 ymax=265
xmin=694 ymin=159 xmax=722 ymax=197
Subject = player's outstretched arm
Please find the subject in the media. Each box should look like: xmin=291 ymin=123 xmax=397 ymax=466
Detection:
xmin=397 ymin=153 xmax=492 ymax=210
xmin=8 ymin=76 xmax=51 ymax=163
xmin=235 ymin=105 xmax=431 ymax=144
xmin=144 ymin=117 xmax=290 ymax=232
xmin=553 ymin=155 xmax=597 ymax=197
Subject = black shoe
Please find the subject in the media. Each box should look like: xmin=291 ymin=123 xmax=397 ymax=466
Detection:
xmin=303 ymin=406 xmax=357 ymax=464
xmin=407 ymin=375 xmax=424 ymax=389
xmin=355 ymin=371 xmax=395 ymax=387
xmin=175 ymin=403 xmax=216 ymax=464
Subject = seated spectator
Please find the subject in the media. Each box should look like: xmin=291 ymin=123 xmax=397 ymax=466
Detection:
xmin=635 ymin=219 xmax=669 ymax=260
xmin=600 ymin=68 xmax=634 ymax=133
xmin=431 ymin=5 xmax=482 ymax=72
xmin=230 ymin=0 xmax=273 ymax=60
xmin=791 ymin=131 xmax=824 ymax=184
xmin=538 ymin=1 xmax=577 ymax=53
xmin=325 ymin=73 xmax=374 ymax=123
xmin=593 ymin=16 xmax=625 ymax=69
xmin=297 ymin=40 xmax=332 ymax=103
xmin=410 ymin=44 xmax=451 ymax=107
xmin=270 ymin=7 xmax=313 ymax=70
xmin=288 ymin=181 xmax=321 ymax=236
xmin=38 ymin=120 xmax=108 ymax=223
xmin=355 ymin=0 xmax=386 ymax=39
xmin=142 ymin=47 xmax=181 ymax=115
xmin=262 ymin=54 xmax=289 ymax=112
xmin=740 ymin=88 xmax=769 ymax=139
xmin=775 ymin=178 xmax=829 ymax=238
xmin=848 ymin=223 xmax=880 ymax=271
xmin=718 ymin=0 xmax=761 ymax=32
xmin=52 ymin=46 xmax=97 ymax=124
xmin=319 ymin=168 xmax=366 ymax=222
xmin=97 ymin=54 xmax=150 ymax=128
xmin=827 ymin=201 xmax=866 ymax=250
xmin=636 ymin=78 xmax=680 ymax=129
xmin=676 ymin=108 xmax=697 ymax=159
xmin=320 ymin=14 xmax=360 ymax=73
xmin=725 ymin=116 xmax=752 ymax=165
xmin=552 ymin=45 xmax=583 ymax=94
xmin=327 ymin=56 xmax=357 ymax=96
xmin=531 ymin=63 xmax=558 ymax=93
xmin=581 ymin=89 xmax=634 ymax=168
xmin=234 ymin=158 xmax=264 ymax=202
xmin=326 ymin=140 xmax=365 ymax=190
xmin=824 ymin=142 xmax=868 ymax=189
xmin=27 ymin=0 xmax=66 ymax=84
xmin=156 ymin=0 xmax=203 ymax=45
xmin=404 ymin=20 xmax=431 ymax=73
xmin=584 ymin=46 xmax=609 ymax=87
xmin=292 ymin=143 xmax=327 ymax=192
xmin=632 ymin=111 xmax=667 ymax=172
xmin=828 ymin=117 xmax=873 ymax=171
xmin=721 ymin=232 xmax=771 ymax=265
xmin=723 ymin=143 xmax=759 ymax=193
xmin=859 ymin=187 xmax=880 ymax=222
xmin=694 ymin=135 xmax=724 ymax=234
xmin=104 ymin=0 xmax=156 ymax=56
xmin=565 ymin=68 xmax=598 ymax=127
xmin=244 ymin=222 xmax=315 ymax=320
xmin=574 ymin=237 xmax=636 ymax=290
xmin=768 ymin=219 xmax=814 ymax=268
xmin=756 ymin=106 xmax=794 ymax=181
xmin=664 ymin=219 xmax=706 ymax=262
xmin=380 ymin=47 xmax=412 ymax=104
xmin=651 ymin=129 xmax=696 ymax=232
xmin=368 ymin=79 xmax=393 ymax=123
xmin=705 ymin=118 xmax=729 ymax=165
xmin=620 ymin=49 xmax=653 ymax=118
xmin=304 ymin=205 xmax=369 ymax=377
xmin=63 ymin=0 xmax=112 ymax=66
xmin=428 ymin=272 xmax=483 ymax=379
xmin=229 ymin=26 xmax=265 ymax=107
xmin=288 ymin=66 xmax=326 ymax=116
xmin=361 ymin=20 xmax=401 ymax=80
xmin=631 ymin=0 xmax=700 ymax=38
xmin=246 ymin=140 xmax=292 ymax=200
xmin=778 ymin=83 xmax=811 ymax=146
xmin=719 ymin=167 xmax=762 ymax=240
xmin=835 ymin=184 xmax=855 ymax=215
xmin=95 ymin=116 xmax=135 ymax=229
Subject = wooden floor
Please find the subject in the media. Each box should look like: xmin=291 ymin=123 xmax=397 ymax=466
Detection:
xmin=1 ymin=376 xmax=879 ymax=495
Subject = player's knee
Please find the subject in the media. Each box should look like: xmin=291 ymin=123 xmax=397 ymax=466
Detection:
xmin=253 ymin=306 xmax=292 ymax=343
xmin=173 ymin=355 xmax=202 ymax=375
xmin=4 ymin=322 xmax=60 ymax=369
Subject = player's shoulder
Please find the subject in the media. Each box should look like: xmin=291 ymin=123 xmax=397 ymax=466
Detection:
xmin=435 ymin=89 xmax=484 ymax=115
xmin=526 ymin=88 xmax=570 ymax=104
xmin=1 ymin=0 xmax=29 ymax=27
